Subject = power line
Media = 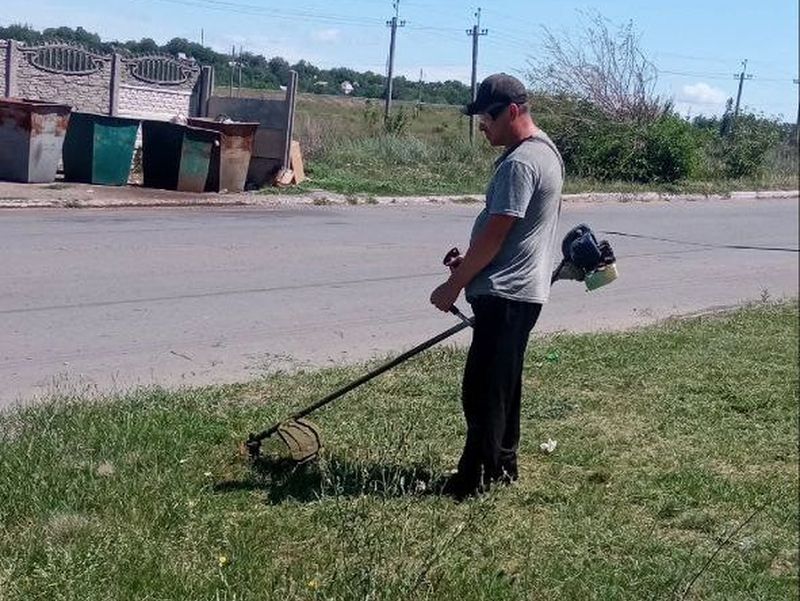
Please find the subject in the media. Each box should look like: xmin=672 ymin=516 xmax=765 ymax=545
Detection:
xmin=137 ymin=0 xmax=385 ymax=28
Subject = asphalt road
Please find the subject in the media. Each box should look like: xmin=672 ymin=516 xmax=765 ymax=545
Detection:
xmin=1 ymin=197 xmax=797 ymax=407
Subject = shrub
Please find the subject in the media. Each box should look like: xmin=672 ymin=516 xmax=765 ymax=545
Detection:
xmin=720 ymin=114 xmax=782 ymax=178
xmin=642 ymin=115 xmax=698 ymax=182
xmin=543 ymin=113 xmax=696 ymax=183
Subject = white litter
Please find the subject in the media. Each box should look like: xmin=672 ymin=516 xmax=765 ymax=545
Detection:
xmin=539 ymin=438 xmax=558 ymax=454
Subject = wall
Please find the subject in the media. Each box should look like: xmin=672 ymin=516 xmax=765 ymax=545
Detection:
xmin=0 ymin=41 xmax=7 ymax=97
xmin=118 ymin=85 xmax=193 ymax=121
xmin=16 ymin=48 xmax=111 ymax=113
xmin=1 ymin=40 xmax=207 ymax=120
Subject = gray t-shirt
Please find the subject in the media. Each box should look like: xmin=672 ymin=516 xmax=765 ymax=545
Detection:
xmin=465 ymin=131 xmax=564 ymax=304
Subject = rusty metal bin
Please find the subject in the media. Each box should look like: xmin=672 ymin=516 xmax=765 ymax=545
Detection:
xmin=0 ymin=98 xmax=71 ymax=183
xmin=62 ymin=112 xmax=140 ymax=186
xmin=141 ymin=120 xmax=220 ymax=193
xmin=187 ymin=118 xmax=258 ymax=192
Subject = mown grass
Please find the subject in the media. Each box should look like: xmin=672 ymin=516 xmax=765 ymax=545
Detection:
xmin=1 ymin=302 xmax=797 ymax=600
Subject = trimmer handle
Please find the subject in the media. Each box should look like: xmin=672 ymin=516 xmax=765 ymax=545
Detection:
xmin=442 ymin=247 xmax=461 ymax=268
xmin=440 ymin=247 xmax=473 ymax=326
xmin=449 ymin=305 xmax=473 ymax=326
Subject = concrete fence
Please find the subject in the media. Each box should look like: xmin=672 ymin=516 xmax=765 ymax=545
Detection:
xmin=0 ymin=39 xmax=298 ymax=186
xmin=0 ymin=39 xmax=210 ymax=121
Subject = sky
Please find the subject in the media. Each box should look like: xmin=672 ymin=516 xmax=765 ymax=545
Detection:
xmin=2 ymin=0 xmax=798 ymax=120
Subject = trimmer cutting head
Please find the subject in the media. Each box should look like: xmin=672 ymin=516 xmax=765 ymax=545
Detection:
xmin=277 ymin=419 xmax=322 ymax=463
xmin=247 ymin=418 xmax=322 ymax=463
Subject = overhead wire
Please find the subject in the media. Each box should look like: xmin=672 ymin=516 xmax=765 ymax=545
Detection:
xmin=130 ymin=0 xmax=797 ymax=114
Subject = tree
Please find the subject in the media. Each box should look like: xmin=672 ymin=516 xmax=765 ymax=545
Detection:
xmin=0 ymin=24 xmax=41 ymax=43
xmin=122 ymin=38 xmax=160 ymax=55
xmin=526 ymin=11 xmax=668 ymax=122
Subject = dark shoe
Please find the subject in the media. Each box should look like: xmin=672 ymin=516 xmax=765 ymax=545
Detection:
xmin=441 ymin=472 xmax=482 ymax=501
xmin=496 ymin=465 xmax=519 ymax=486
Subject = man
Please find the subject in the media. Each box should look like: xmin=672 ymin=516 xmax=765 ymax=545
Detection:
xmin=430 ymin=73 xmax=564 ymax=499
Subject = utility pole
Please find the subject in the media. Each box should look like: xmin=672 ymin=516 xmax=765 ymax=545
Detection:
xmin=228 ymin=45 xmax=235 ymax=97
xmin=384 ymin=0 xmax=405 ymax=124
xmin=793 ymin=78 xmax=799 ymax=145
xmin=201 ymin=28 xmax=204 ymax=46
xmin=237 ymin=46 xmax=243 ymax=96
xmin=466 ymin=8 xmax=488 ymax=143
xmin=731 ymin=59 xmax=754 ymax=134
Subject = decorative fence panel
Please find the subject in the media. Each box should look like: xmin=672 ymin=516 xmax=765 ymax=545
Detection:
xmin=14 ymin=42 xmax=112 ymax=114
xmin=0 ymin=40 xmax=209 ymax=120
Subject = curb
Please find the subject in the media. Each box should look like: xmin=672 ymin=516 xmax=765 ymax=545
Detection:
xmin=0 ymin=187 xmax=796 ymax=209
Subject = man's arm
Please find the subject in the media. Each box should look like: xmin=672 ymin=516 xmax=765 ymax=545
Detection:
xmin=430 ymin=214 xmax=518 ymax=311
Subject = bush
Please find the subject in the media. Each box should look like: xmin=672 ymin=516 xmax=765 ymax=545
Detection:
xmin=642 ymin=116 xmax=698 ymax=182
xmin=720 ymin=115 xmax=782 ymax=178
xmin=691 ymin=111 xmax=789 ymax=180
xmin=546 ymin=115 xmax=696 ymax=183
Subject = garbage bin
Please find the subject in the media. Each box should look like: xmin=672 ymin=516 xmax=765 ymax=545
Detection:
xmin=62 ymin=112 xmax=140 ymax=186
xmin=187 ymin=118 xmax=258 ymax=192
xmin=0 ymin=98 xmax=72 ymax=183
xmin=141 ymin=120 xmax=220 ymax=193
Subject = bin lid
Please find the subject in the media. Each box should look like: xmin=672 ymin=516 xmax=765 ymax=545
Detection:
xmin=0 ymin=97 xmax=72 ymax=113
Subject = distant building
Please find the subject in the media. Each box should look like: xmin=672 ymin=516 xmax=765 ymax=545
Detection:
xmin=340 ymin=81 xmax=354 ymax=95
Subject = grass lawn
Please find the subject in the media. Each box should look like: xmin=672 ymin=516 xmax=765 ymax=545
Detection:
xmin=1 ymin=302 xmax=797 ymax=600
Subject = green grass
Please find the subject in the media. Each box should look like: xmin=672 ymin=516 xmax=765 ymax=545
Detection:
xmin=1 ymin=302 xmax=797 ymax=600
xmin=258 ymin=92 xmax=799 ymax=197
xmin=297 ymin=134 xmax=796 ymax=197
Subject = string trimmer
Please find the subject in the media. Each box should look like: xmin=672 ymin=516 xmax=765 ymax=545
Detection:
xmin=245 ymin=223 xmax=617 ymax=462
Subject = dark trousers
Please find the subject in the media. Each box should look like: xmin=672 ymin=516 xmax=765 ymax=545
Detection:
xmin=458 ymin=295 xmax=542 ymax=487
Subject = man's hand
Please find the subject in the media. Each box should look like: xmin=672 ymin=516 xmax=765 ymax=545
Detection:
xmin=446 ymin=254 xmax=464 ymax=273
xmin=431 ymin=215 xmax=517 ymax=314
xmin=430 ymin=280 xmax=462 ymax=312
xmin=554 ymin=260 xmax=585 ymax=281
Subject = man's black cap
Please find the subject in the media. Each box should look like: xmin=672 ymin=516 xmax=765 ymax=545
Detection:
xmin=462 ymin=73 xmax=528 ymax=116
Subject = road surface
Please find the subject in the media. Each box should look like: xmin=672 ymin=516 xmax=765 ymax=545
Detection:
xmin=1 ymin=197 xmax=797 ymax=407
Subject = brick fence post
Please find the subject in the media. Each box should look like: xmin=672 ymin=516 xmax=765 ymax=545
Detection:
xmin=282 ymin=70 xmax=298 ymax=170
xmin=109 ymin=52 xmax=122 ymax=116
xmin=6 ymin=39 xmax=18 ymax=98
xmin=197 ymin=65 xmax=213 ymax=117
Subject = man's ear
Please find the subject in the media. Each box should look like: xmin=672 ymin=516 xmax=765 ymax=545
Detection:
xmin=508 ymin=103 xmax=520 ymax=121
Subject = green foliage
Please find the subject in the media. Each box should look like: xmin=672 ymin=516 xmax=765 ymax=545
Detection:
xmin=384 ymin=107 xmax=411 ymax=135
xmin=721 ymin=116 xmax=783 ymax=178
xmin=641 ymin=115 xmax=698 ymax=181
xmin=536 ymin=97 xmax=697 ymax=183
xmin=362 ymin=100 xmax=383 ymax=135
xmin=691 ymin=112 xmax=792 ymax=180
xmin=306 ymin=133 xmax=495 ymax=195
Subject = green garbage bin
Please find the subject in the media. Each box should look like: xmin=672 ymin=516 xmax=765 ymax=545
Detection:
xmin=141 ymin=120 xmax=220 ymax=193
xmin=0 ymin=98 xmax=72 ymax=183
xmin=62 ymin=112 xmax=140 ymax=186
xmin=187 ymin=118 xmax=258 ymax=192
